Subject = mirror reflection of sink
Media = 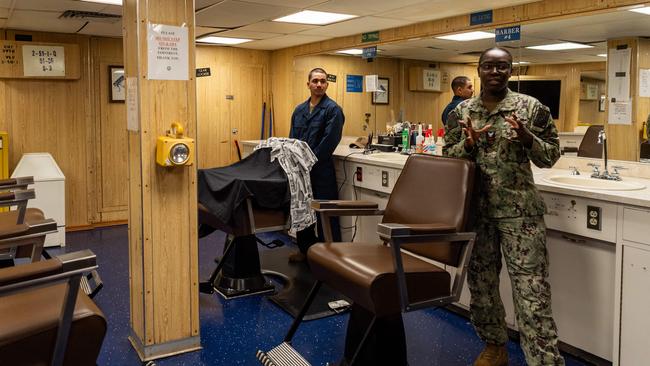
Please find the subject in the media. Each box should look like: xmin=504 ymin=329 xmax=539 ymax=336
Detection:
xmin=364 ymin=152 xmax=409 ymax=162
xmin=544 ymin=175 xmax=646 ymax=191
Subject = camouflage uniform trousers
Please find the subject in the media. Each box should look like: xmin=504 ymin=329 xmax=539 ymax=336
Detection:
xmin=468 ymin=215 xmax=565 ymax=366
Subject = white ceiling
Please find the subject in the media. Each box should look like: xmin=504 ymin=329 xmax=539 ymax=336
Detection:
xmin=0 ymin=0 xmax=535 ymax=49
xmin=357 ymin=9 xmax=650 ymax=65
xmin=0 ymin=0 xmax=648 ymax=65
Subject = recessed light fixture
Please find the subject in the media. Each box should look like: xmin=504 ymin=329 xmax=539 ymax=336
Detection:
xmin=629 ymin=6 xmax=650 ymax=15
xmin=273 ymin=10 xmax=357 ymax=25
xmin=336 ymin=49 xmax=363 ymax=55
xmin=80 ymin=0 xmax=122 ymax=4
xmin=436 ymin=31 xmax=494 ymax=42
xmin=597 ymin=54 xmax=608 ymax=57
xmin=196 ymin=36 xmax=252 ymax=45
xmin=526 ymin=42 xmax=593 ymax=51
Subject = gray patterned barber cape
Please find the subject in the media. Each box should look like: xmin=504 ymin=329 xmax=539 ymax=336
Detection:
xmin=255 ymin=137 xmax=318 ymax=233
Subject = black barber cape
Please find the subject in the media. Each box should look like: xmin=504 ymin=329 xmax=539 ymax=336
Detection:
xmin=198 ymin=147 xmax=290 ymax=227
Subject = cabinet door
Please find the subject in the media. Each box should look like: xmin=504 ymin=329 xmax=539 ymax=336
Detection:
xmin=546 ymin=230 xmax=615 ymax=361
xmin=620 ymin=245 xmax=650 ymax=365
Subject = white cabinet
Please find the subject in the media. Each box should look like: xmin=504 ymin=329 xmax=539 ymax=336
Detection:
xmin=619 ymin=245 xmax=650 ymax=366
xmin=546 ymin=230 xmax=615 ymax=361
xmin=616 ymin=206 xmax=650 ymax=366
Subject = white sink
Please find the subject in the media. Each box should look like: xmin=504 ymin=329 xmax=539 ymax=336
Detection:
xmin=364 ymin=152 xmax=409 ymax=163
xmin=544 ymin=175 xmax=646 ymax=191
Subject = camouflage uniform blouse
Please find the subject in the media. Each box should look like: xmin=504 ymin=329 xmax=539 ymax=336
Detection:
xmin=443 ymin=89 xmax=560 ymax=219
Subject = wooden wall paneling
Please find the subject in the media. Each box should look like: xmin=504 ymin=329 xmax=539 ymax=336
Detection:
xmin=90 ymin=37 xmax=128 ymax=223
xmin=3 ymin=31 xmax=92 ymax=228
xmin=234 ymin=64 xmax=265 ymax=161
xmin=578 ymin=78 xmax=606 ymax=125
xmin=635 ymin=38 xmax=650 ymax=157
xmin=607 ymin=38 xmax=638 ymax=161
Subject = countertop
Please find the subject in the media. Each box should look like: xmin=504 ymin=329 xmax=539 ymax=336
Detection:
xmin=333 ymin=146 xmax=650 ymax=208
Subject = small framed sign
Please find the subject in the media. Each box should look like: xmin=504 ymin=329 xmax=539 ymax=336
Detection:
xmin=109 ymin=65 xmax=125 ymax=103
xmin=372 ymin=77 xmax=389 ymax=105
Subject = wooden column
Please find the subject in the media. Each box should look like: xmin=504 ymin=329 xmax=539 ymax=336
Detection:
xmin=607 ymin=37 xmax=650 ymax=161
xmin=123 ymin=0 xmax=199 ymax=361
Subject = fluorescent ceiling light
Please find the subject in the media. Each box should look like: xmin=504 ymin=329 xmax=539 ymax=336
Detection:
xmin=526 ymin=42 xmax=593 ymax=51
xmin=597 ymin=54 xmax=607 ymax=57
xmin=80 ymin=0 xmax=122 ymax=5
xmin=336 ymin=49 xmax=363 ymax=55
xmin=196 ymin=36 xmax=252 ymax=45
xmin=273 ymin=10 xmax=357 ymax=25
xmin=436 ymin=31 xmax=494 ymax=41
xmin=629 ymin=6 xmax=650 ymax=15
xmin=512 ymin=61 xmax=530 ymax=65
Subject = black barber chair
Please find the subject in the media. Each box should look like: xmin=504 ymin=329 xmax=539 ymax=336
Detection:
xmin=198 ymin=148 xmax=290 ymax=298
xmin=258 ymin=154 xmax=477 ymax=366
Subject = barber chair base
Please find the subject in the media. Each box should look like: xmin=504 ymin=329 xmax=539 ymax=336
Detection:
xmin=212 ymin=272 xmax=275 ymax=299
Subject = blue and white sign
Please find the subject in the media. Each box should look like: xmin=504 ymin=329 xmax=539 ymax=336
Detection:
xmin=470 ymin=10 xmax=493 ymax=26
xmin=495 ymin=25 xmax=521 ymax=42
xmin=362 ymin=46 xmax=377 ymax=59
xmin=346 ymin=74 xmax=363 ymax=93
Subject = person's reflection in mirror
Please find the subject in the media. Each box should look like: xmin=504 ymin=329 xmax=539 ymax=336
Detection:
xmin=441 ymin=76 xmax=473 ymax=126
xmin=444 ymin=47 xmax=565 ymax=366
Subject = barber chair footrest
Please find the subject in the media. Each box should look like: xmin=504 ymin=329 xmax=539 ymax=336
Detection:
xmin=257 ymin=342 xmax=311 ymax=366
xmin=81 ymin=270 xmax=104 ymax=298
xmin=213 ymin=273 xmax=275 ymax=299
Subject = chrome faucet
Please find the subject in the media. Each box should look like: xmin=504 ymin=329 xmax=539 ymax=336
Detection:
xmin=592 ymin=130 xmax=621 ymax=181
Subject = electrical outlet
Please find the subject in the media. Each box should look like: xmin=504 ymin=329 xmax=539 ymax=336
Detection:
xmin=356 ymin=167 xmax=362 ymax=182
xmin=587 ymin=205 xmax=602 ymax=230
xmin=381 ymin=170 xmax=389 ymax=187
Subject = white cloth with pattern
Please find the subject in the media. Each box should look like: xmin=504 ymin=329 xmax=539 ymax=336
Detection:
xmin=255 ymin=137 xmax=317 ymax=234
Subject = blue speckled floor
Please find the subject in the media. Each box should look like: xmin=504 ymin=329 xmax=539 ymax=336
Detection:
xmin=53 ymin=226 xmax=590 ymax=366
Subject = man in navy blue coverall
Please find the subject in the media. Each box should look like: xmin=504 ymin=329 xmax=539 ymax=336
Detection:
xmin=289 ymin=67 xmax=345 ymax=262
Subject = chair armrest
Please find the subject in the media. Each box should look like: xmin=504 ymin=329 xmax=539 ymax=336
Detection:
xmin=311 ymin=200 xmax=384 ymax=217
xmin=0 ymin=189 xmax=35 ymax=207
xmin=0 ymin=176 xmax=34 ymax=190
xmin=377 ymin=222 xmax=475 ymax=243
xmin=0 ymin=250 xmax=97 ymax=292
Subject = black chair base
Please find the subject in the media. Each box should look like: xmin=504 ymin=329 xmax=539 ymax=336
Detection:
xmin=212 ymin=272 xmax=275 ymax=299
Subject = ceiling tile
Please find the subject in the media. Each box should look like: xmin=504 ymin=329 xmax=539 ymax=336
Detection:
xmin=238 ymin=0 xmax=325 ymax=7
xmin=377 ymin=0 xmax=535 ymax=22
xmin=298 ymin=16 xmax=412 ymax=37
xmin=196 ymin=26 xmax=227 ymax=37
xmin=312 ymin=0 xmax=429 ymax=16
xmin=0 ymin=0 xmax=12 ymax=8
xmin=238 ymin=20 xmax=318 ymax=33
xmin=240 ymin=34 xmax=331 ymax=50
xmin=7 ymin=10 xmax=86 ymax=34
xmin=196 ymin=0 xmax=298 ymax=28
xmin=0 ymin=7 xmax=9 ymax=18
xmin=216 ymin=29 xmax=284 ymax=40
xmin=77 ymin=21 xmax=122 ymax=37
xmin=11 ymin=0 xmax=106 ymax=12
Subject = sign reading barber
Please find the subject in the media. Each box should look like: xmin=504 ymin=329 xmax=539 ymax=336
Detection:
xmin=147 ymin=23 xmax=189 ymax=80
xmin=22 ymin=45 xmax=65 ymax=77
xmin=495 ymin=25 xmax=521 ymax=43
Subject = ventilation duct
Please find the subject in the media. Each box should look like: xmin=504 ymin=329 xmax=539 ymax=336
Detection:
xmin=59 ymin=10 xmax=121 ymax=23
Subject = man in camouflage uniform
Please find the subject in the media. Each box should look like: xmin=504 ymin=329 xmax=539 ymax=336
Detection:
xmin=443 ymin=47 xmax=565 ymax=366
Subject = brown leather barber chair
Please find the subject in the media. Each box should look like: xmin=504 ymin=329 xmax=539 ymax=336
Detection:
xmin=257 ymin=154 xmax=476 ymax=366
xmin=577 ymin=125 xmax=604 ymax=158
xmin=0 ymin=249 xmax=107 ymax=366
xmin=0 ymin=177 xmax=58 ymax=264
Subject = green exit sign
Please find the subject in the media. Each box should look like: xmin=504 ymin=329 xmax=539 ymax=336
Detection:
xmin=362 ymin=31 xmax=379 ymax=43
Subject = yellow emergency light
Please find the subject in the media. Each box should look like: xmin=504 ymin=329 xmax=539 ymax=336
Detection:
xmin=156 ymin=122 xmax=194 ymax=167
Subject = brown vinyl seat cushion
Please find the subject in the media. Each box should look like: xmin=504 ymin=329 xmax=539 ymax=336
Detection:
xmin=0 ymin=208 xmax=47 ymax=257
xmin=308 ymin=242 xmax=451 ymax=317
xmin=0 ymin=284 xmax=107 ymax=366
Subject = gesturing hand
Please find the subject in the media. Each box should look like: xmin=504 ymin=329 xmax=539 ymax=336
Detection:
xmin=459 ymin=118 xmax=492 ymax=149
xmin=504 ymin=114 xmax=533 ymax=147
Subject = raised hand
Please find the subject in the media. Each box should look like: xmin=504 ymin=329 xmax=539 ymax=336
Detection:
xmin=504 ymin=114 xmax=533 ymax=147
xmin=459 ymin=117 xmax=492 ymax=149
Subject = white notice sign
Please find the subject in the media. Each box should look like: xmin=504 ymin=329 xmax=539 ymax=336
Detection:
xmin=608 ymin=101 xmax=632 ymax=125
xmin=126 ymin=77 xmax=139 ymax=132
xmin=147 ymin=23 xmax=188 ymax=80
xmin=607 ymin=48 xmax=631 ymax=102
xmin=22 ymin=45 xmax=65 ymax=77
xmin=365 ymin=75 xmax=379 ymax=92
xmin=422 ymin=69 xmax=441 ymax=91
xmin=640 ymin=69 xmax=650 ymax=98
